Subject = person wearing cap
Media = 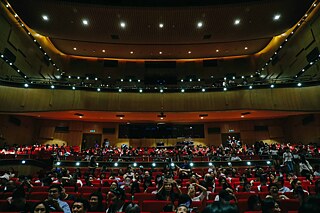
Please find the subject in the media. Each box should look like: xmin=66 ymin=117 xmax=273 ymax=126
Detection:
xmin=106 ymin=188 xmax=127 ymax=213
xmin=44 ymin=184 xmax=71 ymax=213
xmin=214 ymin=188 xmax=237 ymax=204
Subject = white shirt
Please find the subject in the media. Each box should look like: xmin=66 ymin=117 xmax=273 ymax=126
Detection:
xmin=283 ymin=152 xmax=293 ymax=162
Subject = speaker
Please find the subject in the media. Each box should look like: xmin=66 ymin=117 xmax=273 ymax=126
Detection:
xmin=103 ymin=128 xmax=116 ymax=134
xmin=145 ymin=61 xmax=176 ymax=69
xmin=54 ymin=126 xmax=69 ymax=133
xmin=254 ymin=125 xmax=268 ymax=131
xmin=306 ymin=47 xmax=319 ymax=63
xmin=3 ymin=48 xmax=16 ymax=63
xmin=104 ymin=60 xmax=118 ymax=67
xmin=8 ymin=116 xmax=21 ymax=126
xmin=208 ymin=127 xmax=221 ymax=134
xmin=302 ymin=115 xmax=315 ymax=125
xmin=43 ymin=56 xmax=50 ymax=66
xmin=203 ymin=59 xmax=217 ymax=67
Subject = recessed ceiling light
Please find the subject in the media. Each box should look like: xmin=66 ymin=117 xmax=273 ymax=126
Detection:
xmin=42 ymin=15 xmax=49 ymax=21
xmin=234 ymin=19 xmax=241 ymax=25
xmin=159 ymin=51 xmax=162 ymax=54
xmin=102 ymin=50 xmax=105 ymax=53
xmin=244 ymin=47 xmax=248 ymax=50
xmin=130 ymin=51 xmax=134 ymax=54
xmin=273 ymin=14 xmax=281 ymax=21
xmin=188 ymin=51 xmax=191 ymax=54
xmin=120 ymin=22 xmax=126 ymax=28
xmin=197 ymin=22 xmax=203 ymax=28
xmin=82 ymin=19 xmax=89 ymax=25
xmin=241 ymin=115 xmax=244 ymax=118
xmin=159 ymin=23 xmax=164 ymax=28
xmin=73 ymin=47 xmax=77 ymax=50
xmin=216 ymin=49 xmax=219 ymax=52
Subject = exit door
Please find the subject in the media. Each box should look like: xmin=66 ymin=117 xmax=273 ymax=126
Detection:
xmin=82 ymin=133 xmax=102 ymax=150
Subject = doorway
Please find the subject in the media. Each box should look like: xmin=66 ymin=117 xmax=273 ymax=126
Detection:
xmin=82 ymin=133 xmax=102 ymax=150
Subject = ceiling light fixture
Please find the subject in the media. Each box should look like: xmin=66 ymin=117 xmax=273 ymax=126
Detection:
xmin=159 ymin=23 xmax=164 ymax=28
xmin=42 ymin=15 xmax=49 ymax=21
xmin=273 ymin=14 xmax=281 ymax=21
xmin=197 ymin=22 xmax=203 ymax=28
xmin=234 ymin=19 xmax=241 ymax=25
xmin=120 ymin=22 xmax=126 ymax=28
xmin=82 ymin=19 xmax=89 ymax=25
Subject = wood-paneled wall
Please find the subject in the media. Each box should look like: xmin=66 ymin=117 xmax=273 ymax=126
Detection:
xmin=0 ymin=114 xmax=319 ymax=147
xmin=1 ymin=86 xmax=320 ymax=113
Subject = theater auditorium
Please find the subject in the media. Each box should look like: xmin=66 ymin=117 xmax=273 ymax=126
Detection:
xmin=0 ymin=0 xmax=320 ymax=213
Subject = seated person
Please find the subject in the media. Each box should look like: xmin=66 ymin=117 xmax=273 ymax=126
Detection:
xmin=261 ymin=198 xmax=281 ymax=213
xmin=156 ymin=179 xmax=182 ymax=202
xmin=89 ymin=191 xmax=105 ymax=212
xmin=71 ymin=198 xmax=89 ymax=213
xmin=265 ymin=183 xmax=289 ymax=201
xmin=44 ymin=184 xmax=71 ymax=213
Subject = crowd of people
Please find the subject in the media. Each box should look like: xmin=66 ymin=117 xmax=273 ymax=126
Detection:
xmin=0 ymin=140 xmax=320 ymax=213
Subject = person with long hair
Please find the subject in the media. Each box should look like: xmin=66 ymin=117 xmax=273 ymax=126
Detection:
xmin=156 ymin=179 xmax=182 ymax=202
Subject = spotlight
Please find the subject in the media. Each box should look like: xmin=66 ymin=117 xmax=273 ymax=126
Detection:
xmin=56 ymin=162 xmax=61 ymax=166
xmin=227 ymin=162 xmax=232 ymax=166
xmin=267 ymin=161 xmax=271 ymax=165
xmin=189 ymin=162 xmax=194 ymax=167
xmin=170 ymin=162 xmax=175 ymax=167
xmin=208 ymin=162 xmax=213 ymax=166
xmin=76 ymin=162 xmax=80 ymax=166
xmin=133 ymin=162 xmax=137 ymax=167
xmin=247 ymin=161 xmax=252 ymax=166
xmin=297 ymin=83 xmax=302 ymax=87
xmin=270 ymin=84 xmax=274 ymax=88
xmin=202 ymin=88 xmax=206 ymax=92
xmin=24 ymin=84 xmax=29 ymax=88
xmin=152 ymin=162 xmax=156 ymax=167
xmin=114 ymin=162 xmax=118 ymax=167
xmin=21 ymin=160 xmax=26 ymax=164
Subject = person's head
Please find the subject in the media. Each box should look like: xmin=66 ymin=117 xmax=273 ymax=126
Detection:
xmin=178 ymin=194 xmax=192 ymax=208
xmin=89 ymin=191 xmax=103 ymax=208
xmin=176 ymin=204 xmax=189 ymax=213
xmin=243 ymin=182 xmax=252 ymax=192
xmin=48 ymin=184 xmax=62 ymax=199
xmin=164 ymin=180 xmax=173 ymax=192
xmin=262 ymin=198 xmax=281 ymax=213
xmin=268 ymin=183 xmax=279 ymax=195
xmin=202 ymin=202 xmax=239 ymax=213
xmin=125 ymin=202 xmax=141 ymax=213
xmin=219 ymin=189 xmax=234 ymax=204
xmin=187 ymin=184 xmax=196 ymax=196
xmin=109 ymin=188 xmax=125 ymax=202
xmin=163 ymin=204 xmax=175 ymax=212
xmin=299 ymin=196 xmax=320 ymax=213
xmin=32 ymin=202 xmax=50 ymax=213
xmin=72 ymin=198 xmax=89 ymax=213
xmin=110 ymin=181 xmax=118 ymax=190
xmin=291 ymin=179 xmax=302 ymax=190
xmin=247 ymin=195 xmax=262 ymax=211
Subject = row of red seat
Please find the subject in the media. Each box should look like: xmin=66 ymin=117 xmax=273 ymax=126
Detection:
xmin=0 ymin=198 xmax=302 ymax=213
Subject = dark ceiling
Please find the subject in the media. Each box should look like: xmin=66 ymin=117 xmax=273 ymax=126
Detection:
xmin=6 ymin=0 xmax=315 ymax=59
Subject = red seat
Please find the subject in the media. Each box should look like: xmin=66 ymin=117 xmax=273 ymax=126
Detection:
xmin=133 ymin=193 xmax=157 ymax=206
xmin=142 ymin=200 xmax=171 ymax=213
xmin=28 ymin=192 xmax=48 ymax=200
xmin=279 ymin=199 xmax=300 ymax=213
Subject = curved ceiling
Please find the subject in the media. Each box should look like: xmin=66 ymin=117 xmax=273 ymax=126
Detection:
xmin=6 ymin=0 xmax=314 ymax=59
